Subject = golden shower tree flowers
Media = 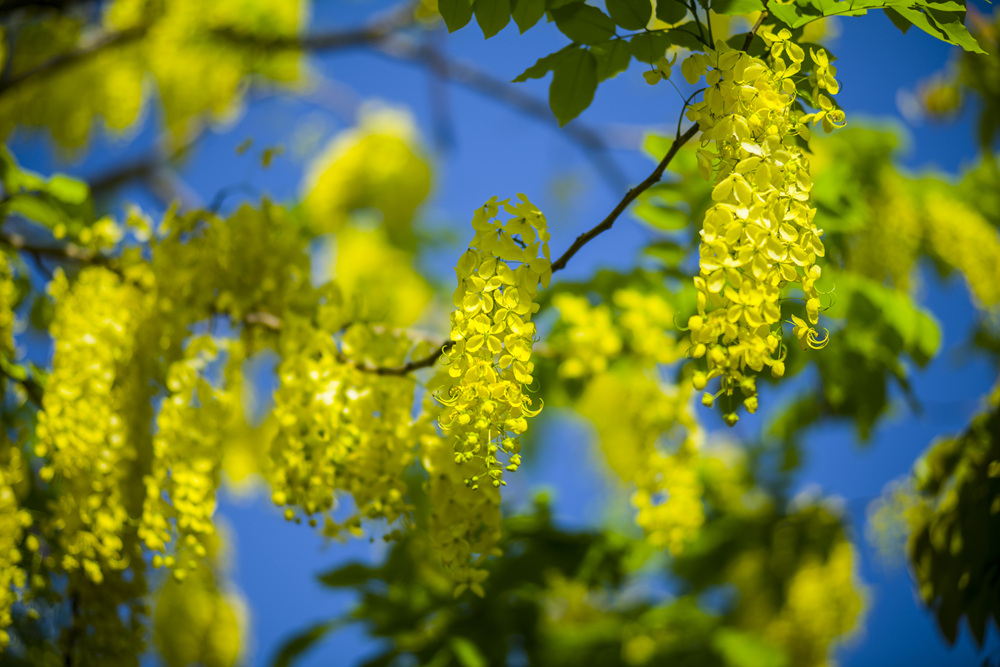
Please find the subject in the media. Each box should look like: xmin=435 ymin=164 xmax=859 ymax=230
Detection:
xmin=0 ymin=446 xmax=30 ymax=650
xmin=580 ymin=370 xmax=706 ymax=555
xmin=421 ymin=416 xmax=502 ymax=597
xmin=681 ymin=38 xmax=839 ymax=423
xmin=34 ymin=267 xmax=154 ymax=584
xmin=268 ymin=312 xmax=420 ymax=537
xmin=436 ymin=195 xmax=551 ymax=490
xmin=140 ymin=337 xmax=238 ymax=580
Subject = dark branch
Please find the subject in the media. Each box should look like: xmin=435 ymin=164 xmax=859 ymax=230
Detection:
xmin=550 ymin=13 xmax=768 ymax=273
xmin=550 ymin=123 xmax=700 ymax=273
xmin=0 ymin=25 xmax=148 ymax=98
xmin=0 ymin=230 xmax=111 ymax=266
xmin=241 ymin=311 xmax=451 ymax=376
xmin=0 ymin=363 xmax=44 ymax=407
xmin=211 ymin=2 xmax=416 ymax=51
xmin=0 ymin=0 xmax=98 ymax=20
xmin=88 ymin=155 xmax=163 ymax=198
xmin=355 ymin=342 xmax=452 ymax=377
xmin=376 ymin=39 xmax=629 ymax=192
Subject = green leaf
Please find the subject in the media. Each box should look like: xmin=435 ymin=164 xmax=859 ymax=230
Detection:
xmin=644 ymin=240 xmax=686 ymax=265
xmin=46 ymin=174 xmax=89 ymax=206
xmin=925 ymin=8 xmax=986 ymax=54
xmin=0 ymin=145 xmax=45 ymax=194
xmin=271 ymin=621 xmax=340 ymax=667
xmin=712 ymin=629 xmax=788 ymax=667
xmin=666 ymin=23 xmax=705 ymax=50
xmin=511 ymin=0 xmax=545 ymax=32
xmin=449 ymin=637 xmax=487 ymax=667
xmin=5 ymin=192 xmax=66 ymax=230
xmin=552 ymin=4 xmax=617 ymax=44
xmin=591 ymin=40 xmax=632 ymax=80
xmin=634 ymin=201 xmax=689 ymax=229
xmin=438 ymin=0 xmax=474 ymax=32
xmin=768 ymin=2 xmax=808 ymax=27
xmin=629 ymin=30 xmax=671 ymax=63
xmin=316 ymin=562 xmax=375 ymax=587
xmin=711 ymin=0 xmax=764 ymax=15
xmin=655 ymin=0 xmax=688 ymax=24
xmin=512 ymin=46 xmax=576 ymax=83
xmin=605 ymin=0 xmax=652 ymax=30
xmin=549 ymin=47 xmax=598 ymax=125
xmin=474 ymin=0 xmax=511 ymax=38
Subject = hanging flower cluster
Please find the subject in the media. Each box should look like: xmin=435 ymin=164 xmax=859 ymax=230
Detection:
xmin=35 ymin=267 xmax=153 ymax=583
xmin=580 ymin=371 xmax=704 ymax=555
xmin=550 ymin=293 xmax=622 ymax=378
xmin=421 ymin=417 xmax=502 ymax=597
xmin=681 ymin=37 xmax=841 ymax=422
xmin=0 ymin=252 xmax=15 ymax=357
xmin=436 ymin=195 xmax=551 ymax=489
xmin=923 ymin=193 xmax=1000 ymax=309
xmin=0 ymin=445 xmax=30 ymax=649
xmin=270 ymin=309 xmax=419 ymax=536
xmin=140 ymin=337 xmax=237 ymax=581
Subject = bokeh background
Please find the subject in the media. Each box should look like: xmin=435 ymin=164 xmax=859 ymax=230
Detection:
xmin=8 ymin=0 xmax=999 ymax=664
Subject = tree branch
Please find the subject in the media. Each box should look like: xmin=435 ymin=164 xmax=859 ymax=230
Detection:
xmin=0 ymin=362 xmax=44 ymax=407
xmin=374 ymin=38 xmax=630 ymax=193
xmin=550 ymin=12 xmax=768 ymax=273
xmin=0 ymin=230 xmax=114 ymax=267
xmin=0 ymin=25 xmax=148 ymax=98
xmin=550 ymin=123 xmax=700 ymax=273
xmin=248 ymin=12 xmax=772 ymax=373
xmin=242 ymin=311 xmax=453 ymax=376
xmin=210 ymin=2 xmax=417 ymax=51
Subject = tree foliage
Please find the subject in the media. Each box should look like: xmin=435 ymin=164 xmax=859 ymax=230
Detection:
xmin=0 ymin=0 xmax=996 ymax=665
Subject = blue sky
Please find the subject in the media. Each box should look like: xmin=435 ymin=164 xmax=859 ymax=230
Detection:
xmin=10 ymin=0 xmax=1000 ymax=664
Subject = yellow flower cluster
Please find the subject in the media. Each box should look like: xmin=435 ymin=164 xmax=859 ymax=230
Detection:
xmin=35 ymin=267 xmax=152 ymax=584
xmin=552 ymin=288 xmax=684 ymax=378
xmin=270 ymin=314 xmax=418 ymax=536
xmin=846 ymin=174 xmax=922 ymax=290
xmin=616 ymin=289 xmax=686 ymax=365
xmin=1 ymin=0 xmax=304 ymax=147
xmin=335 ymin=328 xmax=420 ymax=530
xmin=0 ymin=444 xmax=30 ymax=649
xmin=580 ymin=371 xmax=704 ymax=554
xmin=303 ymin=108 xmax=432 ymax=240
xmin=755 ymin=541 xmax=866 ymax=666
xmin=421 ymin=423 xmax=501 ymax=596
xmin=0 ymin=251 xmax=15 ymax=356
xmin=331 ymin=226 xmax=434 ymax=327
xmin=550 ymin=294 xmax=622 ymax=378
xmin=141 ymin=338 xmax=237 ymax=581
xmin=153 ymin=532 xmax=244 ymax=667
xmin=923 ymin=193 xmax=1000 ymax=309
xmin=436 ymin=195 xmax=551 ymax=489
xmin=682 ymin=39 xmax=839 ymax=421
xmin=108 ymin=0 xmax=303 ymax=141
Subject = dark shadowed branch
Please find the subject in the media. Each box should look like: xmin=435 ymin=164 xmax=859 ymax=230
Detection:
xmin=0 ymin=25 xmax=148 ymax=97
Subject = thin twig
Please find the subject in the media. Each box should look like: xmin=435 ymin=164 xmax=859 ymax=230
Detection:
xmin=0 ymin=230 xmax=109 ymax=265
xmin=550 ymin=12 xmax=767 ymax=273
xmin=0 ymin=25 xmax=148 ymax=98
xmin=281 ymin=12 xmax=770 ymax=375
xmin=242 ymin=310 xmax=453 ymax=376
xmin=353 ymin=343 xmax=452 ymax=376
xmin=550 ymin=123 xmax=699 ymax=273
xmin=377 ymin=39 xmax=630 ymax=193
xmin=211 ymin=2 xmax=416 ymax=51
